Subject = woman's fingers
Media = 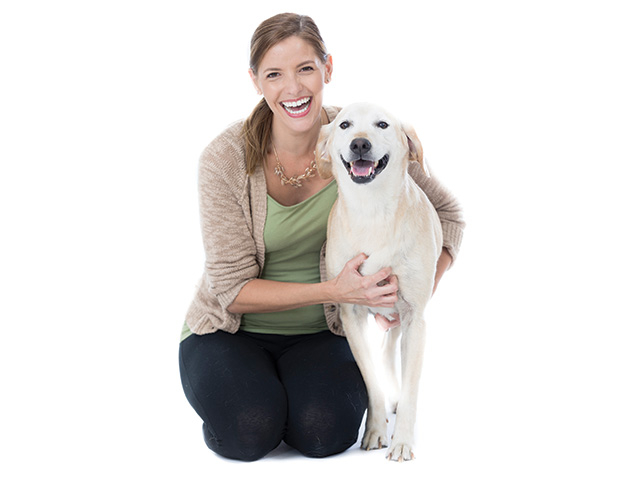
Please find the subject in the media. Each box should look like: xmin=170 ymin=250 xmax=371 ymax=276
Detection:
xmin=346 ymin=252 xmax=368 ymax=272
xmin=375 ymin=313 xmax=401 ymax=331
xmin=335 ymin=254 xmax=399 ymax=307
xmin=365 ymin=274 xmax=398 ymax=307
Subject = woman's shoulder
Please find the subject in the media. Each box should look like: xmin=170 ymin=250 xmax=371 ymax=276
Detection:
xmin=199 ymin=119 xmax=247 ymax=177
xmin=201 ymin=106 xmax=342 ymax=172
xmin=201 ymin=119 xmax=246 ymax=160
xmin=199 ymin=106 xmax=341 ymax=176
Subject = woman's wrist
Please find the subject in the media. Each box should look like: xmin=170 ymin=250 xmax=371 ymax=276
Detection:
xmin=317 ymin=278 xmax=337 ymax=305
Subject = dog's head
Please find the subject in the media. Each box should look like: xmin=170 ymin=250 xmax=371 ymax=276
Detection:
xmin=316 ymin=102 xmax=427 ymax=184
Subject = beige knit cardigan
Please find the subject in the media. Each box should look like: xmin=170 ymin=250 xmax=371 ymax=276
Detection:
xmin=185 ymin=106 xmax=465 ymax=337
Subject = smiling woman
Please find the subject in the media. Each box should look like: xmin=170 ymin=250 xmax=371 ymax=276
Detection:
xmin=244 ymin=19 xmax=333 ymax=187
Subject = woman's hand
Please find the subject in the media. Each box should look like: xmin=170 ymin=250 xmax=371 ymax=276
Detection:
xmin=374 ymin=312 xmax=401 ymax=331
xmin=330 ymin=253 xmax=399 ymax=308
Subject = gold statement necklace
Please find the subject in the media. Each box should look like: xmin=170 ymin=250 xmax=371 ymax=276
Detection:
xmin=272 ymin=143 xmax=317 ymax=188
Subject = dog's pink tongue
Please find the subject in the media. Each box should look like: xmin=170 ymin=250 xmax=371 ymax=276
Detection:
xmin=351 ymin=162 xmax=373 ymax=177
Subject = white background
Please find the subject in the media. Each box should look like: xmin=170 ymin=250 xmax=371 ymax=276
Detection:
xmin=1 ymin=0 xmax=628 ymax=484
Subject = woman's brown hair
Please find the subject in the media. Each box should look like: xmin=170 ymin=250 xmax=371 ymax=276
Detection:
xmin=242 ymin=13 xmax=329 ymax=175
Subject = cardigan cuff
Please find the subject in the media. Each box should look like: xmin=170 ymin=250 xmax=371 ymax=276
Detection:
xmin=441 ymin=222 xmax=464 ymax=265
xmin=215 ymin=278 xmax=254 ymax=313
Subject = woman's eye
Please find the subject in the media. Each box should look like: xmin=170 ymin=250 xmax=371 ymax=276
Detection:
xmin=377 ymin=121 xmax=389 ymax=129
xmin=266 ymin=72 xmax=280 ymax=79
xmin=339 ymin=121 xmax=350 ymax=130
xmin=300 ymin=66 xmax=314 ymax=72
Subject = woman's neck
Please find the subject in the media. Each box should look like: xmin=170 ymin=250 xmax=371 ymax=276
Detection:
xmin=270 ymin=109 xmax=328 ymax=158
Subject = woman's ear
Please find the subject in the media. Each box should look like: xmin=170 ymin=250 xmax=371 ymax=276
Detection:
xmin=403 ymin=123 xmax=429 ymax=177
xmin=248 ymin=68 xmax=262 ymax=95
xmin=315 ymin=124 xmax=333 ymax=179
xmin=324 ymin=54 xmax=333 ymax=84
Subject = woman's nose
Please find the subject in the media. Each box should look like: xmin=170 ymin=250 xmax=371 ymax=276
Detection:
xmin=285 ymin=73 xmax=303 ymax=95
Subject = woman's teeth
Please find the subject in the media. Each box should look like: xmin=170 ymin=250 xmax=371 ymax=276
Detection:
xmin=281 ymin=97 xmax=311 ymax=114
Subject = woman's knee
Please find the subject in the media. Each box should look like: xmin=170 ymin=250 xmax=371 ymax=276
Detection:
xmin=179 ymin=332 xmax=288 ymax=461
xmin=293 ymin=436 xmax=357 ymax=458
xmin=287 ymin=431 xmax=358 ymax=458
xmin=284 ymin=404 xmax=363 ymax=458
xmin=203 ymin=406 xmax=286 ymax=462
xmin=203 ymin=423 xmax=282 ymax=462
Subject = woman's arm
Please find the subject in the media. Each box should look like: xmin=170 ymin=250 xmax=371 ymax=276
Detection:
xmin=227 ymin=253 xmax=399 ymax=314
xmin=433 ymin=247 xmax=453 ymax=294
xmin=408 ymin=159 xmax=465 ymax=263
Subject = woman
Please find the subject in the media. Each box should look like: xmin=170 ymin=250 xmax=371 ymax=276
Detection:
xmin=179 ymin=13 xmax=464 ymax=461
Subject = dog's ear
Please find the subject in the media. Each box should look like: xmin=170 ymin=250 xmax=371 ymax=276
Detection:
xmin=403 ymin=123 xmax=429 ymax=177
xmin=315 ymin=123 xmax=334 ymax=179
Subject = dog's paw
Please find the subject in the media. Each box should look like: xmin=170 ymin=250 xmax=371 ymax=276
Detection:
xmin=361 ymin=426 xmax=388 ymax=451
xmin=387 ymin=443 xmax=415 ymax=462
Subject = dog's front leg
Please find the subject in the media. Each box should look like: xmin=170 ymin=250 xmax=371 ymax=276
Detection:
xmin=341 ymin=304 xmax=388 ymax=451
xmin=387 ymin=312 xmax=426 ymax=461
xmin=381 ymin=325 xmax=402 ymax=413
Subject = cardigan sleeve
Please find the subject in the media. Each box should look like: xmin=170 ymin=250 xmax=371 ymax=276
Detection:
xmin=196 ymin=125 xmax=260 ymax=311
xmin=408 ymin=158 xmax=465 ymax=263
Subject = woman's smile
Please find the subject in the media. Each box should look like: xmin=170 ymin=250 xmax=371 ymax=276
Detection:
xmin=281 ymin=96 xmax=312 ymax=117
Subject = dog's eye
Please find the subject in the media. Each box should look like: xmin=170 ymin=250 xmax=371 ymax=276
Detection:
xmin=377 ymin=121 xmax=389 ymax=129
xmin=339 ymin=121 xmax=351 ymax=130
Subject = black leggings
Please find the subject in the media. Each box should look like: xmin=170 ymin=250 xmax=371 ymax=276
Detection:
xmin=179 ymin=330 xmax=368 ymax=461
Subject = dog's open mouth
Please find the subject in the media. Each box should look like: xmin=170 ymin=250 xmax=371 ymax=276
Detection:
xmin=341 ymin=154 xmax=389 ymax=183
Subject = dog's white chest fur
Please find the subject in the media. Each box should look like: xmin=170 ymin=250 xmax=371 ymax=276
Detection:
xmin=327 ymin=178 xmax=441 ymax=318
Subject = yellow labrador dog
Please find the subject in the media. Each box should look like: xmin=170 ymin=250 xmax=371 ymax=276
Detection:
xmin=316 ymin=103 xmax=443 ymax=461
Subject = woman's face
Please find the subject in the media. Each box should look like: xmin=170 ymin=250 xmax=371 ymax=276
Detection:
xmin=250 ymin=36 xmax=333 ymax=137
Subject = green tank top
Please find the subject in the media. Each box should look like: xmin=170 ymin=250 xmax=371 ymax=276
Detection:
xmin=240 ymin=180 xmax=337 ymax=334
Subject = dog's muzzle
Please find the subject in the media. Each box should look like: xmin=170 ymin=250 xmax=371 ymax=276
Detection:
xmin=341 ymin=154 xmax=389 ymax=184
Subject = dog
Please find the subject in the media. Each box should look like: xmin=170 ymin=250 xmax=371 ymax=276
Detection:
xmin=316 ymin=102 xmax=443 ymax=461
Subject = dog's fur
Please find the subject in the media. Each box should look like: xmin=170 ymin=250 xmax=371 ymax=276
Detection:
xmin=316 ymin=103 xmax=443 ymax=461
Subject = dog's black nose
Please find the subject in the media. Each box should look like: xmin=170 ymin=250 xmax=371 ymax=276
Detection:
xmin=350 ymin=138 xmax=372 ymax=157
